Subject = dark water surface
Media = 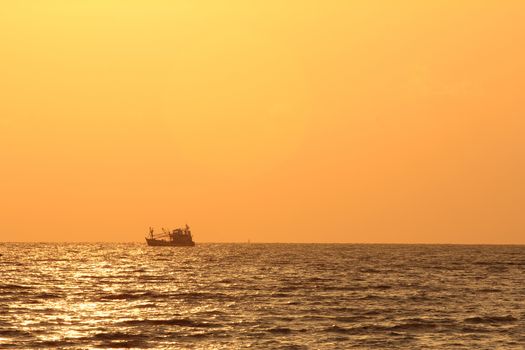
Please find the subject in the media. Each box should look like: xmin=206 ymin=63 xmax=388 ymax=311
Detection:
xmin=0 ymin=243 xmax=524 ymax=349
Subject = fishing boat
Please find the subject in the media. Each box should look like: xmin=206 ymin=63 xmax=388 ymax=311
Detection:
xmin=145 ymin=225 xmax=195 ymax=246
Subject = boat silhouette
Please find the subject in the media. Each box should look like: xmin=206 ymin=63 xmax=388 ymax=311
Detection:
xmin=145 ymin=225 xmax=195 ymax=246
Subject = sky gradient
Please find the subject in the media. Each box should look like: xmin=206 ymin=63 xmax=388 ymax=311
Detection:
xmin=1 ymin=1 xmax=524 ymax=243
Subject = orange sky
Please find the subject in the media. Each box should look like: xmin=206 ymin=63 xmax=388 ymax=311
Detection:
xmin=1 ymin=1 xmax=524 ymax=243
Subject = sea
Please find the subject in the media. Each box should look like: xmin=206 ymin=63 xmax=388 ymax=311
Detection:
xmin=0 ymin=243 xmax=524 ymax=349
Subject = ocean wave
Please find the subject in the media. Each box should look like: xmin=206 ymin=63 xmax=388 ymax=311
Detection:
xmin=371 ymin=284 xmax=393 ymax=290
xmin=32 ymin=340 xmax=79 ymax=348
xmin=464 ymin=315 xmax=518 ymax=324
xmin=267 ymin=327 xmax=293 ymax=334
xmin=117 ymin=318 xmax=221 ymax=328
xmin=333 ymin=316 xmax=366 ymax=323
xmin=171 ymin=291 xmax=233 ymax=300
xmin=477 ymin=288 xmax=503 ymax=293
xmin=0 ymin=329 xmax=33 ymax=337
xmin=98 ymin=291 xmax=163 ymax=301
xmin=96 ymin=339 xmax=148 ymax=349
xmin=388 ymin=321 xmax=440 ymax=332
xmin=325 ymin=318 xmax=452 ymax=335
xmin=90 ymin=332 xmax=148 ymax=341
xmin=98 ymin=290 xmax=232 ymax=301
xmin=324 ymin=325 xmax=352 ymax=334
xmin=0 ymin=284 xmax=34 ymax=290
xmin=34 ymin=292 xmax=64 ymax=299
xmin=460 ymin=325 xmax=493 ymax=333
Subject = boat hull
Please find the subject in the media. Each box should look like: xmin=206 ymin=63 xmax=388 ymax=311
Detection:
xmin=145 ymin=238 xmax=195 ymax=247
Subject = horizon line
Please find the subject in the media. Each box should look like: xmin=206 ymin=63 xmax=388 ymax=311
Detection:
xmin=1 ymin=241 xmax=524 ymax=246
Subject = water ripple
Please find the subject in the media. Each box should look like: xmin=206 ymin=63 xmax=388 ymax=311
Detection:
xmin=0 ymin=243 xmax=524 ymax=349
